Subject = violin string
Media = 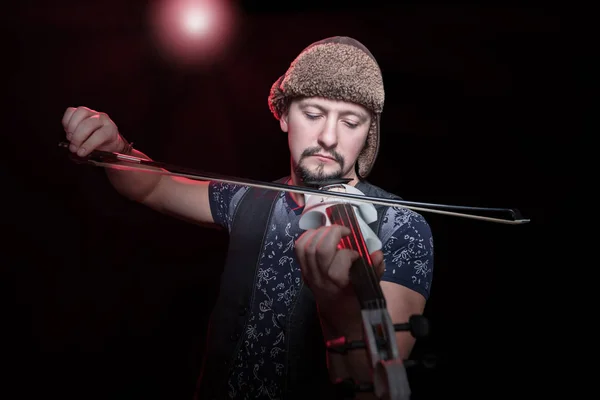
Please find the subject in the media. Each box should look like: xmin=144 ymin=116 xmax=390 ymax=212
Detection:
xmin=347 ymin=203 xmax=386 ymax=310
xmin=332 ymin=204 xmax=383 ymax=311
xmin=329 ymin=205 xmax=367 ymax=306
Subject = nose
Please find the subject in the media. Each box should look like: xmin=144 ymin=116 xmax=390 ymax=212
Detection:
xmin=317 ymin=118 xmax=338 ymax=149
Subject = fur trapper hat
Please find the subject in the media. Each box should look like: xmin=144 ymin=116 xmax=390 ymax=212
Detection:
xmin=268 ymin=36 xmax=384 ymax=179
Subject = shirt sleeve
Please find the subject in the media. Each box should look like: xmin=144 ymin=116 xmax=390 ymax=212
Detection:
xmin=208 ymin=181 xmax=250 ymax=232
xmin=378 ymin=207 xmax=435 ymax=300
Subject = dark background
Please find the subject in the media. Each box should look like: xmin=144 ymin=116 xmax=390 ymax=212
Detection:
xmin=5 ymin=1 xmax=569 ymax=399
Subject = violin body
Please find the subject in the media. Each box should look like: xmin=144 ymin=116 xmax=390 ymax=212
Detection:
xmin=298 ymin=183 xmax=411 ymax=400
xmin=299 ymin=184 xmax=382 ymax=253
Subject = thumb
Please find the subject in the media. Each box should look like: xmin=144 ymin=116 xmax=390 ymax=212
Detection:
xmin=370 ymin=250 xmax=385 ymax=279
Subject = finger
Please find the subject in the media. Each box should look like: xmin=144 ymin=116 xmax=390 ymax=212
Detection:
xmin=305 ymin=228 xmax=332 ymax=288
xmin=78 ymin=125 xmax=116 ymax=157
xmin=295 ymin=229 xmax=322 ymax=287
xmin=307 ymin=225 xmax=335 ymax=273
xmin=62 ymin=107 xmax=77 ymax=133
xmin=70 ymin=115 xmax=104 ymax=153
xmin=314 ymin=225 xmax=351 ymax=276
xmin=370 ymin=250 xmax=385 ymax=279
xmin=327 ymin=249 xmax=360 ymax=288
xmin=66 ymin=106 xmax=95 ymax=137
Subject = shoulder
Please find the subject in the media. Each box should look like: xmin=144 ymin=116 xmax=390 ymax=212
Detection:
xmin=356 ymin=180 xmax=435 ymax=299
xmin=355 ymin=180 xmax=402 ymax=201
xmin=379 ymin=206 xmax=434 ymax=299
xmin=208 ymin=181 xmax=250 ymax=231
xmin=356 ymin=180 xmax=433 ymax=241
xmin=208 ymin=177 xmax=290 ymax=230
xmin=379 ymin=206 xmax=433 ymax=247
xmin=354 ymin=179 xmax=431 ymax=242
xmin=209 ymin=181 xmax=250 ymax=204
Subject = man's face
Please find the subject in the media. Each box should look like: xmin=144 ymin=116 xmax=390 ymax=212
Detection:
xmin=280 ymin=97 xmax=372 ymax=186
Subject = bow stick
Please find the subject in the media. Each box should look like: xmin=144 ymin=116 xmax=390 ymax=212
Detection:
xmin=58 ymin=142 xmax=530 ymax=225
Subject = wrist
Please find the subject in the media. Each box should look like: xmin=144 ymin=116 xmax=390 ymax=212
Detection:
xmin=119 ymin=136 xmax=134 ymax=154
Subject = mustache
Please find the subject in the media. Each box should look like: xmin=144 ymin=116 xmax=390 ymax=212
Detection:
xmin=300 ymin=147 xmax=344 ymax=166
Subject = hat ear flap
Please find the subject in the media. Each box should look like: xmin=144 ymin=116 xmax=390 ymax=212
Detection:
xmin=357 ymin=114 xmax=380 ymax=179
xmin=268 ymin=75 xmax=286 ymax=120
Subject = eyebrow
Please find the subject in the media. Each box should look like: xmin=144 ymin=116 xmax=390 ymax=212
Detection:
xmin=299 ymin=101 xmax=369 ymax=122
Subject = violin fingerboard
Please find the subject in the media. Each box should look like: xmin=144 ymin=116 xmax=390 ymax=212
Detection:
xmin=349 ymin=258 xmax=387 ymax=309
xmin=326 ymin=203 xmax=386 ymax=309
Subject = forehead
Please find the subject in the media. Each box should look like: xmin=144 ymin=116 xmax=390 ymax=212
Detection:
xmin=294 ymin=97 xmax=369 ymax=116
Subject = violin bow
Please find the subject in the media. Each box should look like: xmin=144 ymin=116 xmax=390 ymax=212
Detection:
xmin=58 ymin=142 xmax=530 ymax=225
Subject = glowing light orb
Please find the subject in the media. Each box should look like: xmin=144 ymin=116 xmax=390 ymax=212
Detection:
xmin=148 ymin=0 xmax=238 ymax=67
xmin=183 ymin=9 xmax=209 ymax=35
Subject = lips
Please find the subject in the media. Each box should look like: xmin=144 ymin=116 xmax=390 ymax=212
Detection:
xmin=313 ymin=154 xmax=336 ymax=162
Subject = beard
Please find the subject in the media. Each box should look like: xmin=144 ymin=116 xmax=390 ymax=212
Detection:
xmin=294 ymin=146 xmax=345 ymax=188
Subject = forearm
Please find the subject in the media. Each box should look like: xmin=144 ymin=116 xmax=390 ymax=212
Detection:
xmin=323 ymin=320 xmax=374 ymax=399
xmin=105 ymin=147 xmax=163 ymax=203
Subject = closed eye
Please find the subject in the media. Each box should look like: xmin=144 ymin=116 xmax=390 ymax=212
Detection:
xmin=303 ymin=112 xmax=359 ymax=128
xmin=304 ymin=112 xmax=320 ymax=120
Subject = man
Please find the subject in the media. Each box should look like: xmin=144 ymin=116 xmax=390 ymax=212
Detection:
xmin=61 ymin=36 xmax=434 ymax=400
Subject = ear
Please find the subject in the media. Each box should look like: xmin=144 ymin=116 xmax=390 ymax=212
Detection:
xmin=279 ymin=112 xmax=289 ymax=133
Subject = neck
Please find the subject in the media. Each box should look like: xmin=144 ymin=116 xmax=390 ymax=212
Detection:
xmin=288 ymin=166 xmax=360 ymax=207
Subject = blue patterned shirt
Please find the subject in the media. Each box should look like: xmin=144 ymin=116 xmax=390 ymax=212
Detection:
xmin=208 ymin=180 xmax=434 ymax=400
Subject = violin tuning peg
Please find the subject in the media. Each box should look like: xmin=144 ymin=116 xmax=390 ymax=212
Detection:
xmin=394 ymin=314 xmax=430 ymax=338
xmin=409 ymin=315 xmax=430 ymax=338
